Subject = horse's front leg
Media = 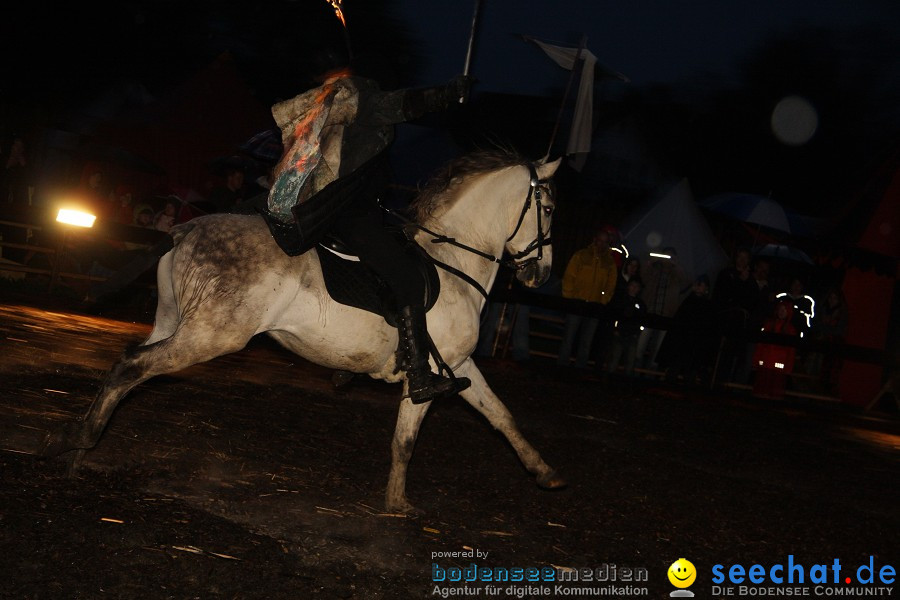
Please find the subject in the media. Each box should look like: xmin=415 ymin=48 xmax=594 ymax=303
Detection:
xmin=385 ymin=394 xmax=431 ymax=513
xmin=456 ymin=358 xmax=566 ymax=490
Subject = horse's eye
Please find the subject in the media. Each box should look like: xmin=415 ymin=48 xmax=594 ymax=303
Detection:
xmin=542 ymin=205 xmax=554 ymax=216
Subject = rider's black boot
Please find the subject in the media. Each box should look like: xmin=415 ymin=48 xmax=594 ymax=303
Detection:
xmin=397 ymin=305 xmax=470 ymax=404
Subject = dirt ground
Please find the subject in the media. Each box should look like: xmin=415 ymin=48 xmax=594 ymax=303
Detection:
xmin=1 ymin=293 xmax=898 ymax=599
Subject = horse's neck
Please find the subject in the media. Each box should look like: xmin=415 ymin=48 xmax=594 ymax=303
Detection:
xmin=418 ymin=177 xmax=513 ymax=293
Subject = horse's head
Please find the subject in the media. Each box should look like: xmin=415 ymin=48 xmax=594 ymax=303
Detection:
xmin=505 ymin=158 xmax=561 ymax=288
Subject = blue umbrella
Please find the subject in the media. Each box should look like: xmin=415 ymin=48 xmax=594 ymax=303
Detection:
xmin=753 ymin=243 xmax=814 ymax=265
xmin=700 ymin=193 xmax=798 ymax=234
xmin=239 ymin=128 xmax=283 ymax=165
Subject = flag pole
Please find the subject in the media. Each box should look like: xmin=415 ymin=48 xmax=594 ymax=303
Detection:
xmin=546 ymin=33 xmax=587 ymax=157
xmin=459 ymin=0 xmax=484 ymax=102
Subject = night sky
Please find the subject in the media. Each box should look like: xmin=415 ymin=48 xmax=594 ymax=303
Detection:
xmin=395 ymin=0 xmax=900 ymax=91
xmin=4 ymin=0 xmax=899 ymax=223
xmin=10 ymin=1 xmax=899 ymax=108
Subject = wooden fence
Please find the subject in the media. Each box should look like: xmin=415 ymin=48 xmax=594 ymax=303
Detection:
xmin=1 ymin=207 xmax=894 ymax=411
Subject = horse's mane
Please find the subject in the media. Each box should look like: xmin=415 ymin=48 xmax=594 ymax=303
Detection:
xmin=410 ymin=146 xmax=531 ymax=222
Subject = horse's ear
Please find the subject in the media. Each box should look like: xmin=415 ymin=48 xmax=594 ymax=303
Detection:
xmin=536 ymin=157 xmax=562 ymax=179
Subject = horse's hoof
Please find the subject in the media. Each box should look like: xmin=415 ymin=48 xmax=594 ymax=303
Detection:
xmin=64 ymin=449 xmax=87 ymax=477
xmin=40 ymin=430 xmax=72 ymax=459
xmin=385 ymin=496 xmax=420 ymax=515
xmin=40 ymin=423 xmax=88 ymax=460
xmin=536 ymin=470 xmax=568 ymax=490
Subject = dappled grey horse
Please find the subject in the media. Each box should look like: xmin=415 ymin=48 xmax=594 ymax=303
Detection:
xmin=43 ymin=149 xmax=565 ymax=512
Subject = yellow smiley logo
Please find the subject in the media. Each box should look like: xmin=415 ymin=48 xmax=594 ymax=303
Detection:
xmin=668 ymin=558 xmax=697 ymax=588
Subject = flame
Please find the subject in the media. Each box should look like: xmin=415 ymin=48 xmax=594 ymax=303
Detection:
xmin=326 ymin=0 xmax=347 ymax=28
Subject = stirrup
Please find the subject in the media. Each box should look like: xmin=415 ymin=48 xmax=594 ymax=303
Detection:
xmin=406 ymin=372 xmax=471 ymax=404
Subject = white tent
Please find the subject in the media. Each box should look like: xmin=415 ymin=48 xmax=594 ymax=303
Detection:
xmin=619 ymin=178 xmax=729 ymax=284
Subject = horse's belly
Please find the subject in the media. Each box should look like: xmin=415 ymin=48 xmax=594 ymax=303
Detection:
xmin=266 ymin=316 xmax=399 ymax=380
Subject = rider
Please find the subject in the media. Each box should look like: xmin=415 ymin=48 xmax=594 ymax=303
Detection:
xmin=260 ymin=20 xmax=472 ymax=404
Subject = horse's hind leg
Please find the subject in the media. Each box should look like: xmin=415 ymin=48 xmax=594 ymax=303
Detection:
xmin=455 ymin=358 xmax=566 ymax=490
xmin=42 ymin=323 xmax=250 ymax=469
xmin=385 ymin=396 xmax=431 ymax=513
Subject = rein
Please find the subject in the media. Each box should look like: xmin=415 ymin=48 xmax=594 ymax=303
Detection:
xmin=378 ymin=163 xmax=553 ymax=299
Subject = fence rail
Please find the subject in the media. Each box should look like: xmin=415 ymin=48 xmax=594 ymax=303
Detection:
xmin=0 ymin=209 xmax=162 ymax=293
xmin=1 ymin=209 xmax=895 ymax=410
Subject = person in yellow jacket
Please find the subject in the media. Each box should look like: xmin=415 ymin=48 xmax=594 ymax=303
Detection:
xmin=556 ymin=229 xmax=618 ymax=369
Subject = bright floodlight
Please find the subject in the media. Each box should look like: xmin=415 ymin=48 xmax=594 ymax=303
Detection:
xmin=649 ymin=252 xmax=671 ymax=259
xmin=56 ymin=208 xmax=96 ymax=228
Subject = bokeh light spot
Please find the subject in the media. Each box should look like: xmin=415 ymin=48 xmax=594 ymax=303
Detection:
xmin=771 ymin=95 xmax=818 ymax=146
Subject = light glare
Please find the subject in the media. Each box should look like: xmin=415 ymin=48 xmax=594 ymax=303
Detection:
xmin=56 ymin=209 xmax=96 ymax=228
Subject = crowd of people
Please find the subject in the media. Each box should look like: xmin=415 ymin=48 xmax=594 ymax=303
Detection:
xmin=0 ymin=131 xmax=268 ymax=227
xmin=476 ymin=225 xmax=850 ymax=400
xmin=71 ymin=160 xmax=265 ymax=234
xmin=0 ymin=128 xmax=281 ymax=317
xmin=2 ymin=130 xmax=850 ymax=401
xmin=0 ymin=128 xmax=273 ymax=266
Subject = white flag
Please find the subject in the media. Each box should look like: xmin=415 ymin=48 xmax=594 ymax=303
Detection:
xmin=525 ymin=37 xmax=597 ymax=160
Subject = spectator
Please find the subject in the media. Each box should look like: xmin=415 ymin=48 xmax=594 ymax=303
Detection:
xmin=733 ymin=258 xmax=774 ymax=385
xmin=207 ymin=160 xmax=247 ymax=213
xmin=93 ymin=184 xmax=138 ymax=253
xmin=79 ymin=163 xmax=112 ymax=218
xmin=556 ymin=229 xmax=617 ymax=370
xmin=748 ymin=259 xmax=774 ymax=331
xmin=121 ymin=203 xmax=156 ymax=252
xmin=656 ymin=274 xmax=718 ymax=387
xmin=605 ymin=277 xmax=647 ymax=384
xmin=776 ymin=277 xmax=815 ymax=338
xmin=133 ymin=204 xmax=155 ymax=228
xmin=636 ymin=247 xmax=688 ymax=373
xmin=1 ymin=134 xmax=31 ymax=206
xmin=805 ymin=287 xmax=849 ymax=395
xmin=111 ymin=184 xmax=137 ymax=226
xmin=713 ymin=247 xmax=759 ymax=383
xmin=712 ymin=247 xmax=756 ymax=319
xmin=601 ymin=256 xmax=642 ymax=371
xmin=0 ymin=134 xmax=32 ymax=263
xmin=154 ymin=199 xmax=177 ymax=232
xmin=476 ymin=270 xmax=532 ymax=362
xmin=611 ymin=257 xmax=641 ymax=307
xmin=775 ymin=277 xmax=815 ymax=384
xmin=752 ymin=298 xmax=799 ymax=400
xmin=601 ymin=224 xmax=626 ymax=269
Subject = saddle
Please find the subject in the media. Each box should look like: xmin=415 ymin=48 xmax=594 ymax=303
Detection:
xmin=314 ymin=229 xmax=440 ymax=327
xmin=254 ymin=155 xmax=440 ymax=326
xmin=259 ymin=201 xmax=440 ymax=326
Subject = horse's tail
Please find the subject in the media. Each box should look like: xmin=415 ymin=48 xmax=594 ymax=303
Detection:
xmin=82 ymin=231 xmax=176 ymax=304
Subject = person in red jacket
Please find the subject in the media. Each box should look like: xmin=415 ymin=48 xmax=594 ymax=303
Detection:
xmin=752 ymin=298 xmax=798 ymax=400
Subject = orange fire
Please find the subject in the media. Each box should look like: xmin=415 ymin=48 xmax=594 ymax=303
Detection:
xmin=326 ymin=0 xmax=347 ymax=28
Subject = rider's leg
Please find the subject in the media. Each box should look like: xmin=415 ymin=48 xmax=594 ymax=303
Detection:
xmin=395 ymin=304 xmax=470 ymax=403
xmin=331 ymin=198 xmax=470 ymax=403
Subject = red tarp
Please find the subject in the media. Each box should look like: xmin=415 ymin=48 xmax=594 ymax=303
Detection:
xmin=838 ymin=159 xmax=899 ymax=407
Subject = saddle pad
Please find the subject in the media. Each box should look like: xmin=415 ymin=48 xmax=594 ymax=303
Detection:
xmin=315 ymin=238 xmax=441 ymax=326
xmin=316 ymin=245 xmax=393 ymax=320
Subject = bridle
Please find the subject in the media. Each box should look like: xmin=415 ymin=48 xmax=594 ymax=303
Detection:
xmin=378 ymin=162 xmax=554 ymax=299
xmin=503 ymin=163 xmax=553 ymax=271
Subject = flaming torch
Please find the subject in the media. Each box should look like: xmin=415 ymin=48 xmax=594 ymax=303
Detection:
xmin=324 ymin=0 xmax=352 ymax=60
xmin=326 ymin=0 xmax=347 ymax=28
